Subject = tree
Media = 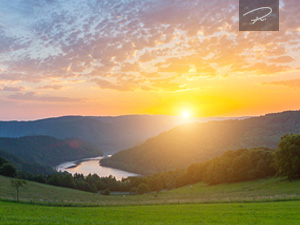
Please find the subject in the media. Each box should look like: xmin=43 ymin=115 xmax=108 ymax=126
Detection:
xmin=32 ymin=174 xmax=46 ymax=183
xmin=60 ymin=174 xmax=75 ymax=189
xmin=274 ymin=134 xmax=300 ymax=180
xmin=47 ymin=174 xmax=60 ymax=186
xmin=231 ymin=153 xmax=254 ymax=181
xmin=0 ymin=163 xmax=17 ymax=177
xmin=0 ymin=157 xmax=8 ymax=166
xmin=95 ymin=180 xmax=107 ymax=190
xmin=75 ymin=180 xmax=91 ymax=192
xmin=90 ymin=183 xmax=98 ymax=193
xmin=137 ymin=183 xmax=148 ymax=194
xmin=11 ymin=179 xmax=27 ymax=201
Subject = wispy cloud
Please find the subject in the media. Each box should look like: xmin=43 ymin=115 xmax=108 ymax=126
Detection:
xmin=0 ymin=86 xmax=24 ymax=92
xmin=37 ymin=85 xmax=63 ymax=90
xmin=263 ymin=78 xmax=300 ymax=88
xmin=7 ymin=92 xmax=83 ymax=102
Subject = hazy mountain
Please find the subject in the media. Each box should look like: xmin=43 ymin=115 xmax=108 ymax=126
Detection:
xmin=0 ymin=136 xmax=102 ymax=168
xmin=0 ymin=115 xmax=244 ymax=154
xmin=101 ymin=110 xmax=300 ymax=175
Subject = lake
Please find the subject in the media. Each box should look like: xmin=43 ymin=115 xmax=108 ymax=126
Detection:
xmin=55 ymin=156 xmax=139 ymax=180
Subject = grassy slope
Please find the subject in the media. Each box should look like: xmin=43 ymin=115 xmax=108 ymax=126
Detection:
xmin=2 ymin=175 xmax=300 ymax=224
xmin=1 ymin=201 xmax=300 ymax=225
xmin=1 ymin=175 xmax=300 ymax=206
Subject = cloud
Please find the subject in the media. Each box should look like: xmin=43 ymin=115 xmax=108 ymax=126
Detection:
xmin=0 ymin=86 xmax=24 ymax=92
xmin=268 ymin=56 xmax=294 ymax=63
xmin=149 ymin=78 xmax=184 ymax=91
xmin=91 ymin=75 xmax=185 ymax=92
xmin=7 ymin=92 xmax=83 ymax=102
xmin=37 ymin=85 xmax=63 ymax=90
xmin=263 ymin=79 xmax=300 ymax=88
xmin=120 ymin=62 xmax=141 ymax=72
xmin=233 ymin=62 xmax=291 ymax=75
xmin=0 ymin=0 xmax=299 ymax=92
xmin=91 ymin=78 xmax=137 ymax=92
xmin=0 ymin=72 xmax=41 ymax=82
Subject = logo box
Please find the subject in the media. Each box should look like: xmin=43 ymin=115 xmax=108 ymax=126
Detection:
xmin=239 ymin=0 xmax=279 ymax=31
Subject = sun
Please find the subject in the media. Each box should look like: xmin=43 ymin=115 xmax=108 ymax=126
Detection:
xmin=182 ymin=110 xmax=190 ymax=118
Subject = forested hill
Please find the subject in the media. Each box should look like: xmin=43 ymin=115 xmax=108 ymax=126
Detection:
xmin=101 ymin=110 xmax=300 ymax=175
xmin=0 ymin=115 xmax=187 ymax=154
xmin=0 ymin=115 xmax=246 ymax=154
xmin=0 ymin=136 xmax=102 ymax=167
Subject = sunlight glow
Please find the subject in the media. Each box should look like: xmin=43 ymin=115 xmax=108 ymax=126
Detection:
xmin=182 ymin=110 xmax=190 ymax=118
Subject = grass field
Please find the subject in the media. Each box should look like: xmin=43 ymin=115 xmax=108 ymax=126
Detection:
xmin=1 ymin=200 xmax=300 ymax=225
xmin=2 ymin=175 xmax=300 ymax=224
xmin=1 ymin=175 xmax=300 ymax=206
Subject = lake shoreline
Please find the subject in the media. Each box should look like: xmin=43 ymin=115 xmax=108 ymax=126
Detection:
xmin=65 ymin=156 xmax=103 ymax=169
xmin=56 ymin=156 xmax=140 ymax=180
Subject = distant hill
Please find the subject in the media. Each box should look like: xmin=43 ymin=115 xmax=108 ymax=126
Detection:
xmin=0 ymin=115 xmax=242 ymax=154
xmin=0 ymin=136 xmax=102 ymax=168
xmin=0 ymin=150 xmax=54 ymax=175
xmin=101 ymin=110 xmax=300 ymax=175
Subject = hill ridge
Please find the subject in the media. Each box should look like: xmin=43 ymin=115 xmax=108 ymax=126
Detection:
xmin=101 ymin=110 xmax=300 ymax=174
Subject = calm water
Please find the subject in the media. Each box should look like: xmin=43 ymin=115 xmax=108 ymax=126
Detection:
xmin=56 ymin=156 xmax=139 ymax=180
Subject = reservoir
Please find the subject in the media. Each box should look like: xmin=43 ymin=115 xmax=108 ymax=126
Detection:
xmin=56 ymin=156 xmax=139 ymax=180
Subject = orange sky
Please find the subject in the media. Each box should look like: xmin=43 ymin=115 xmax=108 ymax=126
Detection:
xmin=0 ymin=0 xmax=300 ymax=120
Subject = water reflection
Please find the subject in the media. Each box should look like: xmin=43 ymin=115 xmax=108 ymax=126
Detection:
xmin=56 ymin=156 xmax=139 ymax=180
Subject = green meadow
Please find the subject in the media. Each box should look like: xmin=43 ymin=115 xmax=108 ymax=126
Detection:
xmin=1 ymin=175 xmax=300 ymax=224
xmin=1 ymin=201 xmax=300 ymax=225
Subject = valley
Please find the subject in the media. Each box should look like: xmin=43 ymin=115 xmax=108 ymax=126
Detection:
xmin=1 ymin=111 xmax=300 ymax=224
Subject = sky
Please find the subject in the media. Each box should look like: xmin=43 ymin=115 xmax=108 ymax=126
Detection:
xmin=0 ymin=0 xmax=299 ymax=120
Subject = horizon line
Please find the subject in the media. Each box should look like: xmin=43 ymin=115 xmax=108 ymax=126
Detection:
xmin=1 ymin=109 xmax=299 ymax=122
